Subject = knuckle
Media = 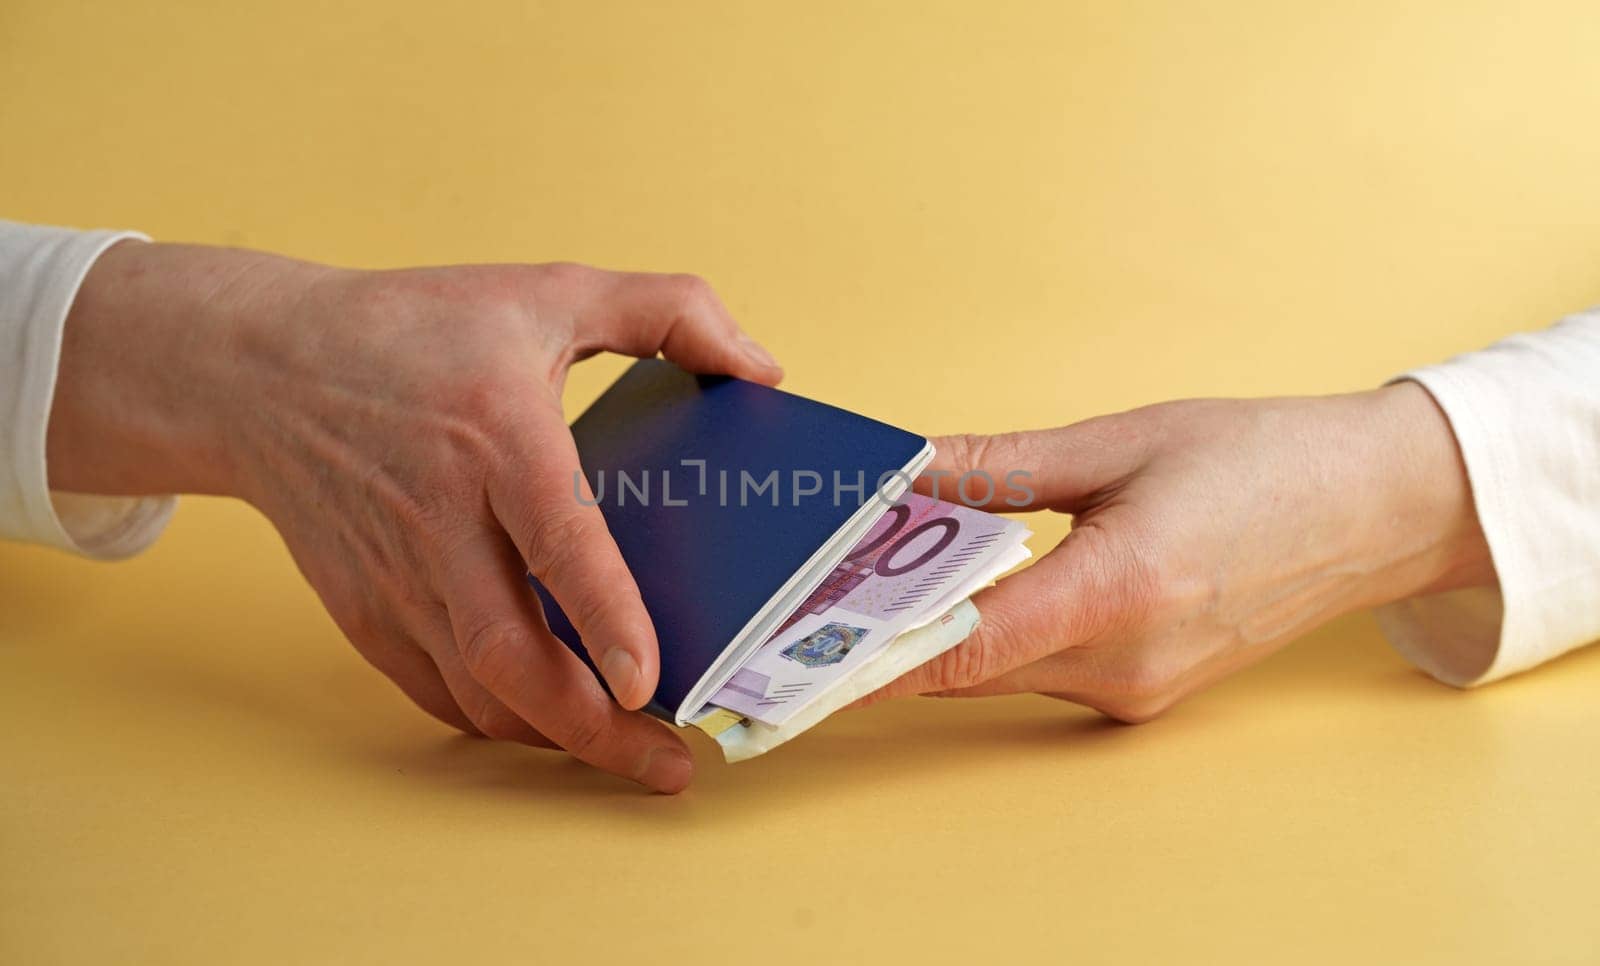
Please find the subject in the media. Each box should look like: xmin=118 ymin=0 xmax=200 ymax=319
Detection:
xmin=448 ymin=376 xmax=547 ymax=442
xmin=939 ymin=608 xmax=1023 ymax=689
xmin=1111 ymin=652 xmax=1181 ymax=707
xmin=532 ymin=260 xmax=594 ymax=291
xmin=450 ymin=376 xmax=509 ymax=422
xmin=555 ymin=708 xmax=610 ymax=759
xmin=459 ymin=620 xmax=530 ymax=692
xmin=963 ymin=432 xmax=995 ymax=473
xmin=562 ymin=581 xmax=618 ymax=636
xmin=1075 ymin=410 xmax=1155 ymax=463
xmin=1098 ymin=690 xmax=1178 ymax=725
xmin=470 ymin=703 xmax=527 ymax=741
xmin=665 ymin=272 xmax=715 ymax=311
xmin=522 ymin=509 xmax=596 ymax=582
xmin=945 ymin=433 xmax=990 ymax=474
xmin=933 ymin=641 xmax=992 ymax=692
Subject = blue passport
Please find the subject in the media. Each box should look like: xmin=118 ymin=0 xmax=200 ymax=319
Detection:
xmin=529 ymin=359 xmax=931 ymax=723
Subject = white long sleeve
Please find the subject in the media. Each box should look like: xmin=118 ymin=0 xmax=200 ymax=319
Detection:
xmin=1376 ymin=309 xmax=1600 ymax=686
xmin=0 ymin=221 xmax=175 ymax=559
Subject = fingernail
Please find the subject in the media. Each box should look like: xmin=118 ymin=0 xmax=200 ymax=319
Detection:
xmin=600 ymin=648 xmax=642 ymax=704
xmin=737 ymin=334 xmax=781 ymax=371
xmin=635 ymin=746 xmax=693 ymax=793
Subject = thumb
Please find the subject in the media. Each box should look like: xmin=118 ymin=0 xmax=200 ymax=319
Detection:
xmin=573 ymin=269 xmax=783 ymax=385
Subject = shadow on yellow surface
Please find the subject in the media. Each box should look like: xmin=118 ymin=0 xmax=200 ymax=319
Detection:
xmin=0 ymin=493 xmax=1463 ymax=810
xmin=5 ymin=501 xmax=1600 ymax=961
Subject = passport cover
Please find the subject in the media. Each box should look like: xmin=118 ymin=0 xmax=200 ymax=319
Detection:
xmin=528 ymin=359 xmax=929 ymax=721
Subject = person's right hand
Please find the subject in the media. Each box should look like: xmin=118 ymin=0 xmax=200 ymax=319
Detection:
xmin=48 ymin=241 xmax=783 ymax=792
xmin=860 ymin=385 xmax=1497 ymax=720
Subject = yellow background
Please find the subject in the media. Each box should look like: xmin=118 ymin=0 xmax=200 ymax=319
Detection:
xmin=4 ymin=1 xmax=1600 ymax=962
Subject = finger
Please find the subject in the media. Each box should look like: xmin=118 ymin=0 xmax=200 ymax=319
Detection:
xmin=570 ymin=269 xmax=782 ymax=385
xmin=325 ymin=603 xmax=483 ymax=736
xmin=488 ymin=406 xmax=660 ymax=710
xmin=926 ymin=648 xmax=1110 ymax=700
xmin=915 ymin=419 xmax=1150 ymax=513
xmin=354 ymin=627 xmax=484 ymax=736
xmin=439 ymin=528 xmax=694 ymax=793
xmin=939 ymin=625 xmax=1295 ymax=725
xmin=405 ymin=606 xmax=558 ymax=749
xmin=932 ymin=664 xmax=1162 ymax=724
xmin=858 ymin=523 xmax=1136 ymax=702
xmin=930 ymin=649 xmax=1225 ymax=726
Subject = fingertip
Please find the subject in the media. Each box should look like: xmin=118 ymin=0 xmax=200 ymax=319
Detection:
xmin=599 ymin=647 xmax=650 ymax=709
xmin=599 ymin=644 xmax=662 ymax=711
xmin=635 ymin=744 xmax=694 ymax=794
xmin=733 ymin=335 xmax=784 ymax=384
xmin=749 ymin=362 xmax=784 ymax=386
xmin=606 ymin=599 xmax=663 ymax=709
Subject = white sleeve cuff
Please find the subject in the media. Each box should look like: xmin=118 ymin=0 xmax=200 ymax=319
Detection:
xmin=0 ymin=221 xmax=177 ymax=560
xmin=1374 ymin=309 xmax=1600 ymax=687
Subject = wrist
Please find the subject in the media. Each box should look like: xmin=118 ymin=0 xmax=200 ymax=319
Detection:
xmin=1347 ymin=381 xmax=1497 ymax=607
xmin=46 ymin=240 xmax=334 ymax=500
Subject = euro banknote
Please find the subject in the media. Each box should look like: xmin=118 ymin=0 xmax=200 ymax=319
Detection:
xmin=706 ymin=492 xmax=1031 ymax=728
xmin=696 ymin=598 xmax=984 ymax=761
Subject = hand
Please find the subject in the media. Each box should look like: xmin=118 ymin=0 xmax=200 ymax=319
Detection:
xmin=861 ymin=385 xmax=1496 ymax=721
xmin=48 ymin=241 xmax=783 ymax=792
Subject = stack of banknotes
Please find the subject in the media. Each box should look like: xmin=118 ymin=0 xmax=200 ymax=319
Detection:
xmin=690 ymin=491 xmax=1032 ymax=760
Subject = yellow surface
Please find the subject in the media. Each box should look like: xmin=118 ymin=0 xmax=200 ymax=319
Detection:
xmin=4 ymin=2 xmax=1600 ymax=962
